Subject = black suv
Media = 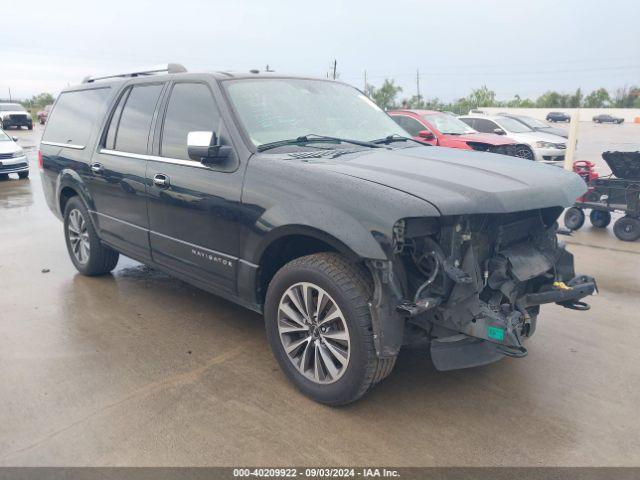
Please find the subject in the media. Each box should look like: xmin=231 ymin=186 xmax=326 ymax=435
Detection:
xmin=40 ymin=65 xmax=595 ymax=405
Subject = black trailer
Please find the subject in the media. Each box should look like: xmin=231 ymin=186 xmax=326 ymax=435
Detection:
xmin=564 ymin=151 xmax=640 ymax=241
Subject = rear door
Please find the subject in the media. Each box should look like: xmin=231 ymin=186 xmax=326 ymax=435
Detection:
xmin=146 ymin=80 xmax=243 ymax=293
xmin=90 ymin=82 xmax=165 ymax=261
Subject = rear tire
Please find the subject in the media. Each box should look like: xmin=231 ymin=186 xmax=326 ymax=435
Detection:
xmin=589 ymin=210 xmax=611 ymax=228
xmin=63 ymin=197 xmax=119 ymax=275
xmin=613 ymin=216 xmax=640 ymax=242
xmin=564 ymin=207 xmax=585 ymax=230
xmin=265 ymin=252 xmax=395 ymax=405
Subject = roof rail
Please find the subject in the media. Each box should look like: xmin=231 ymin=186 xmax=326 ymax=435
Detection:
xmin=82 ymin=63 xmax=187 ymax=84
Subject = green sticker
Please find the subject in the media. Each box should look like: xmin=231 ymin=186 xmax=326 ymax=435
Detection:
xmin=487 ymin=326 xmax=505 ymax=341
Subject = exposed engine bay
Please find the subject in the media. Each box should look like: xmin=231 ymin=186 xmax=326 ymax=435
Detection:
xmin=368 ymin=207 xmax=597 ymax=371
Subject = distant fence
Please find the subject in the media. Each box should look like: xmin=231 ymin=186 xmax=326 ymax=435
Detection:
xmin=476 ymin=107 xmax=640 ymax=123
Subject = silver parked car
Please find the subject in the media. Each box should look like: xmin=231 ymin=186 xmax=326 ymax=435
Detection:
xmin=498 ymin=113 xmax=568 ymax=138
xmin=459 ymin=114 xmax=567 ymax=164
xmin=0 ymin=129 xmax=29 ymax=179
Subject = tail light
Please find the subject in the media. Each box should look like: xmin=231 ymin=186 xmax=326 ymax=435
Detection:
xmin=38 ymin=150 xmax=43 ymax=169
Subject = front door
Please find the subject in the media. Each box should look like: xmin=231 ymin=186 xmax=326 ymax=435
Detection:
xmin=146 ymin=81 xmax=243 ymax=293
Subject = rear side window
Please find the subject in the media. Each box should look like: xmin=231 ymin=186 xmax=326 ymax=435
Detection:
xmin=43 ymin=88 xmax=110 ymax=147
xmin=161 ymin=83 xmax=220 ymax=160
xmin=107 ymin=84 xmax=163 ymax=154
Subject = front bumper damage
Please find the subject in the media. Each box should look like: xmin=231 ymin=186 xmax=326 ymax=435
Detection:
xmin=367 ymin=208 xmax=596 ymax=371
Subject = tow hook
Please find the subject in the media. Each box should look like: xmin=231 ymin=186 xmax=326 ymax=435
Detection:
xmin=496 ymin=344 xmax=528 ymax=358
xmin=559 ymin=300 xmax=591 ymax=311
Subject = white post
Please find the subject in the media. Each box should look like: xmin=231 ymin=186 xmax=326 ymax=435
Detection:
xmin=564 ymin=109 xmax=580 ymax=171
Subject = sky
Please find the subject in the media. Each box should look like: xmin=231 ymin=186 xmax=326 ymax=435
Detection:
xmin=1 ymin=0 xmax=639 ymax=102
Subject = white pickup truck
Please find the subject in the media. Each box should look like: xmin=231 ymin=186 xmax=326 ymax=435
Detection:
xmin=0 ymin=103 xmax=33 ymax=130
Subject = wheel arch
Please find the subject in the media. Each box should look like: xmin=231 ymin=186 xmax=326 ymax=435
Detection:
xmin=252 ymin=225 xmax=372 ymax=306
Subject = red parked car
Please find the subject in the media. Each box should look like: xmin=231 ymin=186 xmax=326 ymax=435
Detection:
xmin=37 ymin=104 xmax=53 ymax=125
xmin=389 ymin=109 xmax=519 ymax=157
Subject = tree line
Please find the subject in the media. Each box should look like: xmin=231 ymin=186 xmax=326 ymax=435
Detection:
xmin=365 ymin=81 xmax=640 ymax=112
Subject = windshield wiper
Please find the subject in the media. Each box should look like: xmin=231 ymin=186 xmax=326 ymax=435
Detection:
xmin=257 ymin=134 xmax=382 ymax=152
xmin=370 ymin=135 xmax=422 ymax=145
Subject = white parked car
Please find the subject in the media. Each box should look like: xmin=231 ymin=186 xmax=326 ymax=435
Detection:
xmin=0 ymin=103 xmax=33 ymax=130
xmin=459 ymin=114 xmax=567 ymax=164
xmin=0 ymin=129 xmax=29 ymax=179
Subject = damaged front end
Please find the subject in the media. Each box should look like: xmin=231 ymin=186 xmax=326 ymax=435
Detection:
xmin=368 ymin=207 xmax=596 ymax=371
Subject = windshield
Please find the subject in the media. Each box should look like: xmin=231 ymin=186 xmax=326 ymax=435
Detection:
xmin=510 ymin=115 xmax=548 ymax=129
xmin=224 ymin=78 xmax=407 ymax=147
xmin=0 ymin=103 xmax=26 ymax=112
xmin=496 ymin=116 xmax=533 ymax=133
xmin=0 ymin=130 xmax=11 ymax=141
xmin=423 ymin=113 xmax=476 ymax=134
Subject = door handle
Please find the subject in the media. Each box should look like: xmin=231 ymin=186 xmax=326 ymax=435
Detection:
xmin=153 ymin=173 xmax=170 ymax=188
xmin=90 ymin=162 xmax=104 ymax=174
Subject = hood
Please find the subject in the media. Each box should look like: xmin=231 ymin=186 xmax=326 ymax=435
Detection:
xmin=310 ymin=146 xmax=585 ymax=215
xmin=504 ymin=130 xmax=567 ymax=145
xmin=0 ymin=140 xmax=21 ymax=155
xmin=442 ymin=132 xmax=516 ymax=146
xmin=538 ymin=126 xmax=568 ymax=138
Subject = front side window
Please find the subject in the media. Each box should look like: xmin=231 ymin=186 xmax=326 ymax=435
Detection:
xmin=42 ymin=88 xmax=110 ymax=147
xmin=110 ymin=84 xmax=163 ymax=154
xmin=224 ymin=78 xmax=406 ymax=147
xmin=161 ymin=83 xmax=221 ymax=160
xmin=471 ymin=118 xmax=499 ymax=133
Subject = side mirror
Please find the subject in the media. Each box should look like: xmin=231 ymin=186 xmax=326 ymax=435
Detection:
xmin=12 ymin=136 xmax=18 ymax=142
xmin=493 ymin=128 xmax=505 ymax=135
xmin=418 ymin=130 xmax=435 ymax=140
xmin=187 ymin=131 xmax=227 ymax=164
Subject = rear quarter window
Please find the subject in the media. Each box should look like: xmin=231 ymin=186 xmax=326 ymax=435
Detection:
xmin=42 ymin=88 xmax=111 ymax=147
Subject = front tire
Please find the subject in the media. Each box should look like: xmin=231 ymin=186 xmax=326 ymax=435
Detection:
xmin=613 ymin=216 xmax=640 ymax=242
xmin=515 ymin=145 xmax=534 ymax=160
xmin=265 ymin=253 xmax=395 ymax=405
xmin=18 ymin=171 xmax=29 ymax=179
xmin=63 ymin=197 xmax=119 ymax=275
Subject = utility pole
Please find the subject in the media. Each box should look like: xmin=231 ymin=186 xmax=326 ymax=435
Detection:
xmin=416 ymin=69 xmax=421 ymax=99
xmin=332 ymin=59 xmax=337 ymax=80
xmin=364 ymin=70 xmax=367 ymax=94
xmin=8 ymin=87 xmax=11 ymax=102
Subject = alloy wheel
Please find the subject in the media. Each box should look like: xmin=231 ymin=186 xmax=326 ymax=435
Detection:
xmin=277 ymin=282 xmax=351 ymax=384
xmin=515 ymin=146 xmax=534 ymax=160
xmin=67 ymin=209 xmax=90 ymax=264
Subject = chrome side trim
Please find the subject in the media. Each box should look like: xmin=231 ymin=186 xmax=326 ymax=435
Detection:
xmin=238 ymin=258 xmax=259 ymax=269
xmin=89 ymin=191 xmax=260 ymax=269
xmin=89 ymin=210 xmax=148 ymax=232
xmin=150 ymin=230 xmax=238 ymax=261
xmin=41 ymin=141 xmax=85 ymax=150
xmin=100 ymin=149 xmax=206 ymax=168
